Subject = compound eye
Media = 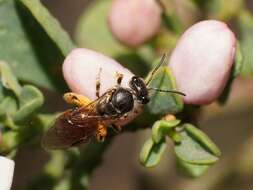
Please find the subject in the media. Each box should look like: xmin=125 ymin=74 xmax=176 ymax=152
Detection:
xmin=141 ymin=96 xmax=150 ymax=104
xmin=129 ymin=76 xmax=149 ymax=103
xmin=132 ymin=76 xmax=138 ymax=82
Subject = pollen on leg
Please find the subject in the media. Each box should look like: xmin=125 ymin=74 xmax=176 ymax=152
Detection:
xmin=63 ymin=92 xmax=92 ymax=107
xmin=96 ymin=124 xmax=107 ymax=142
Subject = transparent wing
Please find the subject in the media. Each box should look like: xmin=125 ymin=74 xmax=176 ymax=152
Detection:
xmin=41 ymin=111 xmax=97 ymax=150
xmin=42 ymin=90 xmax=118 ymax=150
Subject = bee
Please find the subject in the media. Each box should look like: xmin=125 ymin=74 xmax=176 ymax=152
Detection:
xmin=42 ymin=55 xmax=185 ymax=149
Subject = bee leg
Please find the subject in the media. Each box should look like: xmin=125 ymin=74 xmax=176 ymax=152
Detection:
xmin=111 ymin=124 xmax=122 ymax=133
xmin=63 ymin=92 xmax=92 ymax=107
xmin=116 ymin=72 xmax=123 ymax=85
xmin=96 ymin=68 xmax=102 ymax=98
xmin=96 ymin=124 xmax=107 ymax=142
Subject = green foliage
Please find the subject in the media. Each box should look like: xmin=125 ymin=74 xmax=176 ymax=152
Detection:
xmin=147 ymin=66 xmax=184 ymax=115
xmin=140 ymin=121 xmax=220 ymax=173
xmin=0 ymin=0 xmax=74 ymax=90
xmin=234 ymin=42 xmax=244 ymax=77
xmin=0 ymin=61 xmax=44 ymax=154
xmin=19 ymin=0 xmax=75 ymax=56
xmin=13 ymin=85 xmax=44 ymax=122
xmin=75 ymin=0 xmax=128 ymax=57
xmin=177 ymin=158 xmax=211 ymax=178
xmin=0 ymin=61 xmax=21 ymax=96
xmin=152 ymin=119 xmax=181 ymax=143
xmin=238 ymin=11 xmax=253 ymax=76
xmin=139 ymin=137 xmax=167 ymax=168
xmin=174 ymin=124 xmax=220 ymax=164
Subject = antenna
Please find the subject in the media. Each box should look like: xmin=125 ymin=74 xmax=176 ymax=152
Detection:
xmin=146 ymin=53 xmax=167 ymax=86
xmin=148 ymin=87 xmax=186 ymax=96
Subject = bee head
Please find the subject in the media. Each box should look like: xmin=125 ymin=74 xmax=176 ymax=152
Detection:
xmin=129 ymin=76 xmax=149 ymax=104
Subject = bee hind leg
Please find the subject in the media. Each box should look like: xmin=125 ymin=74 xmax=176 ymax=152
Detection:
xmin=96 ymin=124 xmax=107 ymax=142
xmin=63 ymin=92 xmax=92 ymax=107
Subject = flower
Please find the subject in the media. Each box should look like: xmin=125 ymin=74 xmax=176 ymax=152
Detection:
xmin=108 ymin=0 xmax=162 ymax=47
xmin=168 ymin=20 xmax=236 ymax=105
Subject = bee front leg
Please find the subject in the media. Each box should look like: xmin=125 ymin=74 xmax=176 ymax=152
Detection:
xmin=96 ymin=68 xmax=102 ymax=98
xmin=96 ymin=124 xmax=107 ymax=142
xmin=111 ymin=124 xmax=122 ymax=133
xmin=63 ymin=92 xmax=92 ymax=107
xmin=115 ymin=72 xmax=123 ymax=85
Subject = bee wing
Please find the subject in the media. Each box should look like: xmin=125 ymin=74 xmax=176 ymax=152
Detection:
xmin=42 ymin=90 xmax=118 ymax=150
xmin=41 ymin=111 xmax=97 ymax=150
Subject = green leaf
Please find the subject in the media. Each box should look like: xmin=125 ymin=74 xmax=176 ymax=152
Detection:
xmin=185 ymin=124 xmax=221 ymax=157
xmin=139 ymin=138 xmax=167 ymax=168
xmin=0 ymin=61 xmax=22 ymax=96
xmin=167 ymin=130 xmax=182 ymax=143
xmin=0 ymin=96 xmax=18 ymax=117
xmin=14 ymin=85 xmax=44 ymax=122
xmin=207 ymin=0 xmax=243 ymax=20
xmin=19 ymin=0 xmax=75 ymax=56
xmin=217 ymin=42 xmax=243 ymax=104
xmin=36 ymin=113 xmax=58 ymax=131
xmin=152 ymin=119 xmax=181 ymax=143
xmin=147 ymin=66 xmax=183 ymax=115
xmin=0 ymin=0 xmax=71 ymax=90
xmin=44 ymin=151 xmax=65 ymax=178
xmin=161 ymin=13 xmax=183 ymax=34
xmin=0 ymin=131 xmax=18 ymax=154
xmin=177 ymin=158 xmax=211 ymax=178
xmin=233 ymin=42 xmax=244 ymax=77
xmin=174 ymin=124 xmax=220 ymax=165
xmin=238 ymin=11 xmax=253 ymax=76
xmin=75 ymin=0 xmax=129 ymax=57
xmin=0 ymin=83 xmax=4 ymax=101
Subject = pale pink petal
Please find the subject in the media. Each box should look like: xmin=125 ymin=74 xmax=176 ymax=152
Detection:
xmin=169 ymin=20 xmax=236 ymax=105
xmin=108 ymin=0 xmax=162 ymax=47
xmin=63 ymin=48 xmax=133 ymax=100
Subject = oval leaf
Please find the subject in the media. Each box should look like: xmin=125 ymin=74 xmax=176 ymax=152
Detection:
xmin=174 ymin=124 xmax=220 ymax=165
xmin=14 ymin=85 xmax=44 ymax=122
xmin=185 ymin=124 xmax=221 ymax=157
xmin=239 ymin=11 xmax=253 ymax=76
xmin=152 ymin=119 xmax=181 ymax=143
xmin=140 ymin=138 xmax=167 ymax=168
xmin=177 ymin=158 xmax=211 ymax=178
xmin=0 ymin=0 xmax=71 ymax=90
xmin=0 ymin=61 xmax=21 ymax=96
xmin=233 ymin=42 xmax=244 ymax=77
xmin=147 ymin=66 xmax=183 ymax=115
xmin=19 ymin=0 xmax=75 ymax=56
xmin=0 ymin=131 xmax=18 ymax=154
xmin=0 ymin=96 xmax=18 ymax=117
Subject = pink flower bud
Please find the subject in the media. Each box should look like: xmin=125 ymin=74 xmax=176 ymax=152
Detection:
xmin=62 ymin=48 xmax=139 ymax=125
xmin=63 ymin=48 xmax=133 ymax=100
xmin=108 ymin=0 xmax=162 ymax=47
xmin=168 ymin=20 xmax=236 ymax=105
